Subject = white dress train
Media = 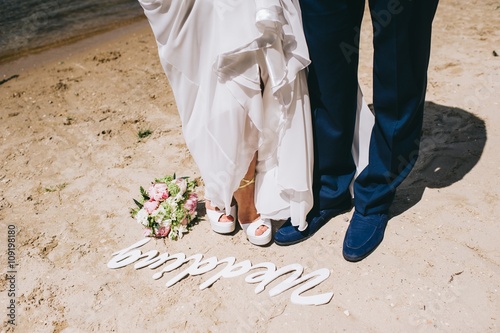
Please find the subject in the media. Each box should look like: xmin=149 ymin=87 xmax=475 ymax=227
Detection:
xmin=138 ymin=0 xmax=374 ymax=231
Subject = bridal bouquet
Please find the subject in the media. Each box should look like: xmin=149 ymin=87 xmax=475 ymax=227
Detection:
xmin=131 ymin=175 xmax=199 ymax=240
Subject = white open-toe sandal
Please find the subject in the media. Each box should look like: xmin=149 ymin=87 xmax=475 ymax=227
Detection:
xmin=239 ymin=218 xmax=272 ymax=246
xmin=207 ymin=205 xmax=237 ymax=234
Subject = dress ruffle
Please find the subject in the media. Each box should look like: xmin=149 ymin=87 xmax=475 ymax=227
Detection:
xmin=139 ymin=0 xmax=314 ymax=230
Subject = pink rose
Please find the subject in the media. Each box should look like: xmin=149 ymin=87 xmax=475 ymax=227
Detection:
xmin=148 ymin=183 xmax=169 ymax=201
xmin=143 ymin=199 xmax=159 ymax=214
xmin=156 ymin=225 xmax=171 ymax=238
xmin=184 ymin=193 xmax=198 ymax=215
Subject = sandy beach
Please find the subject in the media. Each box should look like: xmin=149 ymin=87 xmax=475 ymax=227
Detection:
xmin=1 ymin=0 xmax=499 ymax=332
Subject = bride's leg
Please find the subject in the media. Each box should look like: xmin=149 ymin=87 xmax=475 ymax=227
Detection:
xmin=233 ymin=153 xmax=267 ymax=236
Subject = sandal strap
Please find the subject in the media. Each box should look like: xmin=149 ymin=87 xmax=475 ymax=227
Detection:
xmin=240 ymin=218 xmax=271 ymax=235
xmin=206 ymin=208 xmax=224 ymax=222
xmin=206 ymin=205 xmax=236 ymax=222
xmin=238 ymin=177 xmax=255 ymax=189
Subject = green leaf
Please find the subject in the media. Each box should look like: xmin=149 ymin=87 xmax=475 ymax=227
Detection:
xmin=130 ymin=207 xmax=139 ymax=217
xmin=167 ymin=182 xmax=180 ymax=196
xmin=139 ymin=186 xmax=150 ymax=200
xmin=133 ymin=198 xmax=143 ymax=209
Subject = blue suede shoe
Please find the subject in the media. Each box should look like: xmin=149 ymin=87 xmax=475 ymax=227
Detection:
xmin=274 ymin=198 xmax=353 ymax=246
xmin=342 ymin=211 xmax=389 ymax=262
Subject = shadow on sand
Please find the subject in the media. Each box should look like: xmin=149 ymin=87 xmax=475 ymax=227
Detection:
xmin=390 ymin=101 xmax=487 ymax=217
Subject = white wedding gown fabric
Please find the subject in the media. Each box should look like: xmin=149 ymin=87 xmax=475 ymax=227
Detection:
xmin=138 ymin=0 xmax=374 ymax=231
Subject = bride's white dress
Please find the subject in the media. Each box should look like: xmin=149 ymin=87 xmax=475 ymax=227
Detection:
xmin=138 ymin=0 xmax=374 ymax=231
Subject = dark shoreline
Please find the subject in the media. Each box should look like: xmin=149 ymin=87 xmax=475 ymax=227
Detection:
xmin=0 ymin=17 xmax=149 ymax=79
xmin=0 ymin=15 xmax=146 ymax=66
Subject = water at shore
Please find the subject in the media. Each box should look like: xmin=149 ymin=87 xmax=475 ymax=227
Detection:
xmin=0 ymin=0 xmax=143 ymax=62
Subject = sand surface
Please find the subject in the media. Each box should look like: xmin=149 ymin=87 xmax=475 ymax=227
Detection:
xmin=1 ymin=1 xmax=499 ymax=332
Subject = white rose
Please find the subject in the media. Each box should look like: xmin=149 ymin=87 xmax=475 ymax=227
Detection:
xmin=176 ymin=178 xmax=187 ymax=196
xmin=136 ymin=208 xmax=149 ymax=226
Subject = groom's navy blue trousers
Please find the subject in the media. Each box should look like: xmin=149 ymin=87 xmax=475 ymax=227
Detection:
xmin=299 ymin=0 xmax=439 ymax=215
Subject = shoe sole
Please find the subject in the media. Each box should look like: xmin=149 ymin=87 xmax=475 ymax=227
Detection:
xmin=247 ymin=234 xmax=272 ymax=246
xmin=211 ymin=221 xmax=236 ymax=234
xmin=274 ymin=234 xmax=312 ymax=246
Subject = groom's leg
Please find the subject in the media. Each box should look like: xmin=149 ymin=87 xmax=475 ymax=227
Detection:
xmin=274 ymin=0 xmax=366 ymax=246
xmin=354 ymin=0 xmax=440 ymax=215
xmin=299 ymin=0 xmax=365 ymax=210
xmin=344 ymin=0 xmax=439 ymax=261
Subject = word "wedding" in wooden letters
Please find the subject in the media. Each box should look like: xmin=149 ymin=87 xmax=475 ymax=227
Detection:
xmin=108 ymin=239 xmax=333 ymax=305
